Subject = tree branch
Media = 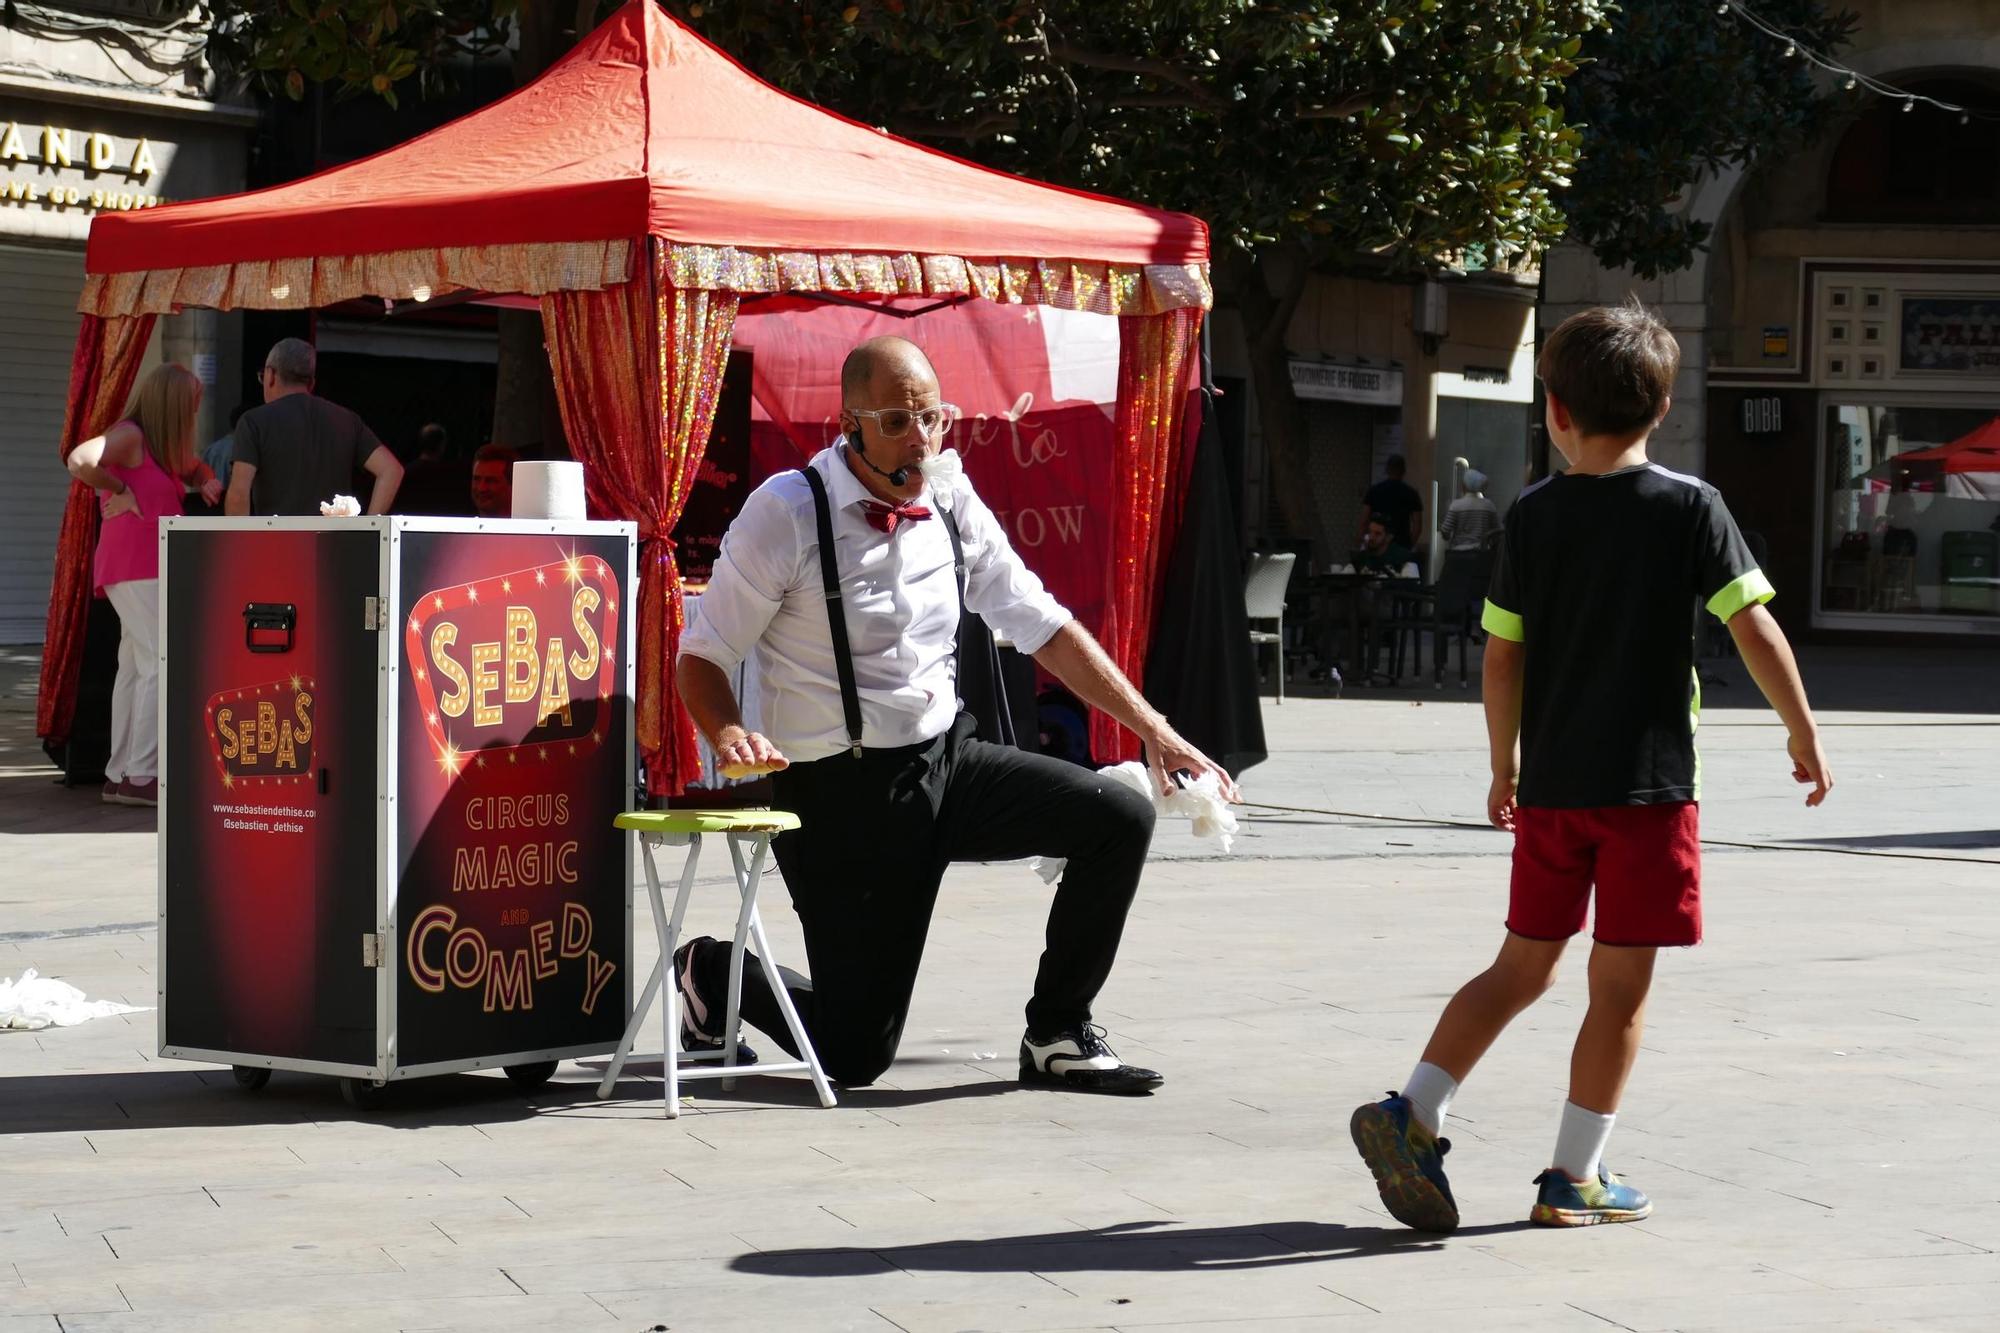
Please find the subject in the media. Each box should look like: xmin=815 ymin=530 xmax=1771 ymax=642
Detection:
xmin=1297 ymin=96 xmax=1371 ymax=121
xmin=890 ymin=111 xmax=1021 ymax=142
xmin=1039 ymin=39 xmax=1221 ymax=108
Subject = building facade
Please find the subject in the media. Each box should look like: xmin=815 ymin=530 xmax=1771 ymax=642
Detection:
xmin=0 ymin=2 xmax=252 ymax=642
xmin=1541 ymin=0 xmax=2000 ymax=643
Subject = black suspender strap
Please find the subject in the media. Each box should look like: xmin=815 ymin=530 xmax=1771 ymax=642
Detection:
xmin=801 ymin=467 xmax=866 ymax=758
xmin=939 ymin=504 xmax=968 ymax=607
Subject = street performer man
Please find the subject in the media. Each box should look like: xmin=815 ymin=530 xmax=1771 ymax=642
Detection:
xmin=676 ymin=335 xmax=1239 ymax=1095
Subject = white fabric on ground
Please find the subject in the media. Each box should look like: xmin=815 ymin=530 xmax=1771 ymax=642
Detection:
xmin=0 ymin=969 xmax=149 ymax=1031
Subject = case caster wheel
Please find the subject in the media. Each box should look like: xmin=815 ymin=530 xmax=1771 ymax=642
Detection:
xmin=504 ymin=1060 xmax=559 ymax=1089
xmin=231 ymin=1065 xmax=272 ymax=1091
xmin=340 ymin=1077 xmax=389 ymax=1110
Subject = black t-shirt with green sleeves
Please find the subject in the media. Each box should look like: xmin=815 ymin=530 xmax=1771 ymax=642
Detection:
xmin=1479 ymin=463 xmax=1772 ymax=809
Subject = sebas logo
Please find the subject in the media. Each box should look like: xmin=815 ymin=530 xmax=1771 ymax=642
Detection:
xmin=206 ymin=676 xmax=315 ymax=789
xmin=403 ymin=549 xmax=621 ymax=779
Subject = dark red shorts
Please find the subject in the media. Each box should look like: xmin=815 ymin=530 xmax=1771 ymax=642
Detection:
xmin=1508 ymin=802 xmax=1702 ymax=947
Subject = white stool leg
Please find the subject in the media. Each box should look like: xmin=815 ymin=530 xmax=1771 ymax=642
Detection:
xmin=660 ymin=833 xmax=703 ymax=1119
xmin=719 ymin=834 xmax=763 ymax=1091
xmin=746 ymin=905 xmax=836 ymax=1108
xmin=596 ymin=952 xmax=664 ymax=1099
xmin=599 ymin=829 xmax=673 ymax=1100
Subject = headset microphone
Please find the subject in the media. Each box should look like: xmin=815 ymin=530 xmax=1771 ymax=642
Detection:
xmin=847 ymin=437 xmax=909 ymax=487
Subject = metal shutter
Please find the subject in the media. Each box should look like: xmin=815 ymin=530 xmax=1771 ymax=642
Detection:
xmin=0 ymin=245 xmax=86 ymax=643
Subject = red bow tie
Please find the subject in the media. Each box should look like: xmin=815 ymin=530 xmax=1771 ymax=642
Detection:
xmin=862 ymin=499 xmax=932 ymax=534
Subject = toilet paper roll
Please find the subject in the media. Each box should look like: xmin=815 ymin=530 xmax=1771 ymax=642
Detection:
xmin=512 ymin=461 xmax=586 ymax=521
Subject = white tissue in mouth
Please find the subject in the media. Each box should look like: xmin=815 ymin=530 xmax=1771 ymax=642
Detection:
xmin=916 ymin=448 xmax=964 ymax=486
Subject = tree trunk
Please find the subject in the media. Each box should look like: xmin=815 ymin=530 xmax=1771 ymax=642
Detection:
xmin=491 ymin=308 xmax=558 ymax=454
xmin=1220 ymin=248 xmax=1314 ymax=547
xmin=488 ymin=0 xmax=603 ymax=457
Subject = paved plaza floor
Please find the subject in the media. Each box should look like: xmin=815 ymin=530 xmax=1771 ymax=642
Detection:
xmin=2 ymin=644 xmax=1997 ymax=1331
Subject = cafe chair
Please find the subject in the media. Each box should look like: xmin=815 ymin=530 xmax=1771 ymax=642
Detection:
xmin=1244 ymin=551 xmax=1299 ymax=704
xmin=596 ymin=809 xmax=835 ymax=1118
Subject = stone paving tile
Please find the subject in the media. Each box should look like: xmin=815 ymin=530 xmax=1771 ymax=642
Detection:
xmin=5 ymin=669 xmax=1999 ymax=1330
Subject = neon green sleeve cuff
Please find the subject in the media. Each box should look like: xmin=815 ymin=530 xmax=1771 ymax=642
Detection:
xmin=1481 ymin=600 xmax=1525 ymax=642
xmin=1707 ymin=568 xmax=1776 ymax=622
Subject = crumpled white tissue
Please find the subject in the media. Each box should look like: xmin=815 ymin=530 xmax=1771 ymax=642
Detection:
xmin=0 ymin=968 xmax=149 ymax=1031
xmin=1030 ymin=760 xmax=1240 ymax=883
xmin=916 ymin=448 xmax=964 ymax=487
xmin=319 ymin=494 xmax=361 ymax=517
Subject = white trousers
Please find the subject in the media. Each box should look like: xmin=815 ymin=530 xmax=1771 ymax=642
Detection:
xmin=104 ymin=579 xmax=161 ymax=784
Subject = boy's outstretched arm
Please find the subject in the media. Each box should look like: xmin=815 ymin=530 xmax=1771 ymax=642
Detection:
xmin=1725 ymin=603 xmax=1832 ymax=806
xmin=1483 ymin=635 xmax=1525 ymax=829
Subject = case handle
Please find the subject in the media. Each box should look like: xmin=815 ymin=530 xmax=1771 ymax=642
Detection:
xmin=243 ymin=602 xmax=296 ymax=654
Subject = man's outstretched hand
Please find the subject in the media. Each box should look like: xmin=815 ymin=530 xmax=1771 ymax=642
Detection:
xmin=714 ymin=726 xmax=789 ymax=780
xmin=1144 ymin=720 xmax=1241 ymax=803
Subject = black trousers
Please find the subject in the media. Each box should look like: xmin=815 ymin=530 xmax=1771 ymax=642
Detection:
xmin=693 ymin=713 xmax=1156 ymax=1087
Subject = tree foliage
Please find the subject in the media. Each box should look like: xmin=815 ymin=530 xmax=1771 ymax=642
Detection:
xmin=201 ymin=0 xmax=1858 ymax=284
xmin=202 ymin=0 xmax=517 ymax=108
xmin=1560 ymin=0 xmax=1855 ymax=278
xmin=672 ymin=0 xmax=1602 ymax=278
xmin=204 ymin=1 xmax=1604 ymax=273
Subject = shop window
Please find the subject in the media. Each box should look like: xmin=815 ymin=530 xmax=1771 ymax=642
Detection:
xmin=1822 ymin=403 xmax=2000 ymax=619
xmin=1826 ymin=78 xmax=2000 ymax=224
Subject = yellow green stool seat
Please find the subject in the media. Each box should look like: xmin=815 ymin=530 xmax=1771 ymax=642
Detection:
xmin=614 ymin=810 xmax=802 ymax=836
xmin=596 ymin=808 xmax=834 ymax=1117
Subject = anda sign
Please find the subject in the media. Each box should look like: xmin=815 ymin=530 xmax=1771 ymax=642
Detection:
xmin=0 ymin=119 xmax=169 ymax=213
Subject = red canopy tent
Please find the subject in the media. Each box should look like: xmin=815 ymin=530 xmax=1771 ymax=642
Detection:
xmin=1865 ymin=416 xmax=2000 ymax=501
xmin=45 ymin=0 xmax=1212 ymax=792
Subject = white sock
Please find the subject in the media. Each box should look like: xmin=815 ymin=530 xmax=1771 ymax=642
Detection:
xmin=1402 ymin=1061 xmax=1458 ymax=1137
xmin=1552 ymin=1101 xmax=1616 ymax=1181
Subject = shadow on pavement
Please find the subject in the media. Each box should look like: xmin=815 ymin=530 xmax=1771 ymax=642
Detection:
xmin=0 ymin=1066 xmax=616 ymax=1132
xmin=1786 ymin=828 xmax=2000 ymax=851
xmin=1701 ymin=642 xmax=2000 ymax=715
xmin=731 ymin=1218 xmax=1533 ymax=1276
xmin=0 ymin=768 xmax=156 ymax=836
xmin=0 ymin=1062 xmax=1045 ymax=1133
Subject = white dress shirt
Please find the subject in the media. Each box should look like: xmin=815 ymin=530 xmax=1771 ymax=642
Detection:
xmin=680 ymin=442 xmax=1073 ymax=762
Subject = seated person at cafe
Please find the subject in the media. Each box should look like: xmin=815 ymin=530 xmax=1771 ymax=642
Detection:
xmin=1352 ymin=514 xmax=1413 ymax=574
xmin=1311 ymin=516 xmax=1416 ymax=684
xmin=470 ymin=443 xmax=520 ymax=518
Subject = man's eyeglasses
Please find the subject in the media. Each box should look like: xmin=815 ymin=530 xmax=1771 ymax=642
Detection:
xmin=847 ymin=404 xmax=960 ymax=441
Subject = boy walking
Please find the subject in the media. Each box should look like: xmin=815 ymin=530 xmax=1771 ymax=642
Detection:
xmin=1350 ymin=303 xmax=1832 ymax=1232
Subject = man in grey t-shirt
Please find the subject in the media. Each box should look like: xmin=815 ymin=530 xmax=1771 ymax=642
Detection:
xmin=225 ymin=338 xmax=403 ymax=516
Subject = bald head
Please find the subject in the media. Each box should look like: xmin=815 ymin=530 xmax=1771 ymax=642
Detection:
xmin=840 ymin=336 xmax=935 ymax=404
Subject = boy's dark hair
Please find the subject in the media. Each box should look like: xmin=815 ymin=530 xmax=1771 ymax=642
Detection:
xmin=1538 ymin=300 xmax=1680 ymax=437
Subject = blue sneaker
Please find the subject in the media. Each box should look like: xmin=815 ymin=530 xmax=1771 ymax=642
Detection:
xmin=1529 ymin=1166 xmax=1653 ymax=1227
xmin=1349 ymin=1093 xmax=1459 ymax=1233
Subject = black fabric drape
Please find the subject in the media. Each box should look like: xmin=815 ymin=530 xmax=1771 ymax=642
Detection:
xmin=1142 ymin=382 xmax=1268 ymax=778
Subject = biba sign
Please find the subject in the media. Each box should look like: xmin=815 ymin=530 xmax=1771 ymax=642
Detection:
xmin=205 ymin=677 xmax=315 ymax=788
xmin=402 ymin=550 xmax=621 ymax=777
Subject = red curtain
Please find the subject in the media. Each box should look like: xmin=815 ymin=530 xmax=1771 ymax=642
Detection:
xmin=37 ymin=313 xmax=158 ymax=747
xmin=543 ymin=240 xmax=739 ymax=795
xmin=1092 ymin=307 xmax=1203 ymax=764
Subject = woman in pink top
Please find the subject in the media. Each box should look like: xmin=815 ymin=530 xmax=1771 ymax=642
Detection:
xmin=64 ymin=363 xmax=220 ymax=807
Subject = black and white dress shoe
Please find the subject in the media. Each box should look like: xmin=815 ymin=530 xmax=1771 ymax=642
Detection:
xmin=672 ymin=937 xmax=757 ymax=1065
xmin=1019 ymin=1023 xmax=1162 ymax=1094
